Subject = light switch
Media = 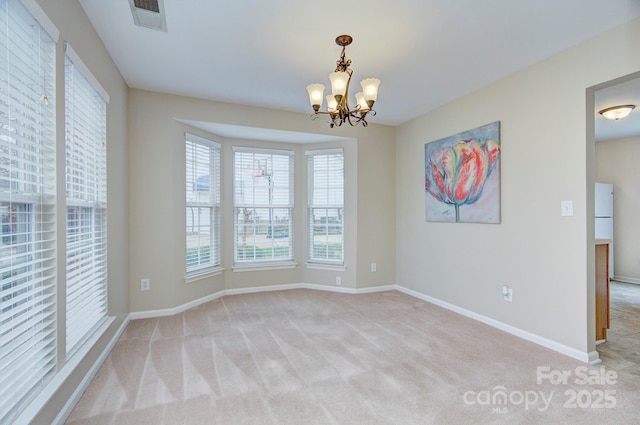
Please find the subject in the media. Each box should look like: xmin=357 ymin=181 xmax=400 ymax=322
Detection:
xmin=561 ymin=200 xmax=574 ymax=217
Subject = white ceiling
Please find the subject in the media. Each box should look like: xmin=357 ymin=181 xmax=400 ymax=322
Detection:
xmin=80 ymin=0 xmax=640 ymax=139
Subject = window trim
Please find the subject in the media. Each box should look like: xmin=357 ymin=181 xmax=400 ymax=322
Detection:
xmin=232 ymin=261 xmax=297 ymax=273
xmin=64 ymin=42 xmax=109 ymax=102
xmin=22 ymin=0 xmax=59 ymax=42
xmin=184 ymin=266 xmax=224 ymax=284
xmin=64 ymin=42 xmax=109 ymax=357
xmin=232 ymin=146 xmax=295 ymax=268
xmin=185 ymin=133 xmax=221 ymax=277
xmin=0 ymin=1 xmax=58 ymax=422
xmin=306 ymin=148 xmax=345 ymax=266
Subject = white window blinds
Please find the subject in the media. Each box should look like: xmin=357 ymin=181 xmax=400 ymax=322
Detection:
xmin=307 ymin=149 xmax=344 ymax=265
xmin=0 ymin=0 xmax=57 ymax=423
xmin=64 ymin=44 xmax=108 ymax=356
xmin=186 ymin=134 xmax=220 ymax=275
xmin=233 ymin=147 xmax=294 ymax=264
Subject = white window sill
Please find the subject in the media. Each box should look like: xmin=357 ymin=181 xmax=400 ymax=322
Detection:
xmin=233 ymin=262 xmax=297 ymax=273
xmin=185 ymin=266 xmax=224 ymax=284
xmin=305 ymin=262 xmax=346 ymax=271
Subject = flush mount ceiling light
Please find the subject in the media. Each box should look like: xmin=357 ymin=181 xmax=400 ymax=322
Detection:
xmin=306 ymin=35 xmax=380 ymax=128
xmin=598 ymin=104 xmax=635 ymax=120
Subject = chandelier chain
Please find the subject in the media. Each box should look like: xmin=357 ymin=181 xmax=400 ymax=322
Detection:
xmin=335 ymin=46 xmax=351 ymax=73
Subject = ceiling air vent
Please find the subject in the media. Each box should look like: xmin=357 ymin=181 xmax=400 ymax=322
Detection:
xmin=134 ymin=1 xmax=159 ymax=13
xmin=128 ymin=0 xmax=167 ymax=32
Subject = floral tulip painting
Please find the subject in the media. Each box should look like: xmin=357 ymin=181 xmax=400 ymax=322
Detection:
xmin=425 ymin=122 xmax=501 ymax=223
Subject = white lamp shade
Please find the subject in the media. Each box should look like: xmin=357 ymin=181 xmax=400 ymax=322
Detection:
xmin=355 ymin=92 xmax=369 ymax=111
xmin=306 ymin=83 xmax=325 ymax=107
xmin=599 ymin=105 xmax=635 ymax=120
xmin=328 ymin=71 xmax=350 ymax=97
xmin=360 ymin=78 xmax=380 ymax=102
xmin=326 ymin=95 xmax=338 ymax=113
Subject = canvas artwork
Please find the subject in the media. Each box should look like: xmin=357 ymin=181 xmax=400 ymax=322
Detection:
xmin=425 ymin=121 xmax=501 ymax=223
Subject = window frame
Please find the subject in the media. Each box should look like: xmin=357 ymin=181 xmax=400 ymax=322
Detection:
xmin=64 ymin=42 xmax=109 ymax=358
xmin=185 ymin=134 xmax=221 ymax=280
xmin=232 ymin=146 xmax=295 ymax=269
xmin=306 ymin=148 xmax=345 ymax=267
xmin=0 ymin=0 xmax=58 ymax=422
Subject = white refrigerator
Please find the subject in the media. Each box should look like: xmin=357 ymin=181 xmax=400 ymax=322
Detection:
xmin=594 ymin=183 xmax=614 ymax=279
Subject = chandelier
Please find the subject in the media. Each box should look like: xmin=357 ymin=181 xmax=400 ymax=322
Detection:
xmin=306 ymin=35 xmax=380 ymax=128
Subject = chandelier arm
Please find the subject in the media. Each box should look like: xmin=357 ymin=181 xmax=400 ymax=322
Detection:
xmin=312 ymin=111 xmax=344 ymax=127
xmin=343 ymin=70 xmax=353 ymax=108
xmin=349 ymin=112 xmax=362 ymax=127
xmin=352 ymin=112 xmax=361 ymax=126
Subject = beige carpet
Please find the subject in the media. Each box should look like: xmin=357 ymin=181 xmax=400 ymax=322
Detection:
xmin=66 ymin=289 xmax=640 ymax=424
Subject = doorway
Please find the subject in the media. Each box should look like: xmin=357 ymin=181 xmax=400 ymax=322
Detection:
xmin=590 ymin=71 xmax=640 ymax=376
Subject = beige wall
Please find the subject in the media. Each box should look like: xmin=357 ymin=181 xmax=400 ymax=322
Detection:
xmin=128 ymin=89 xmax=396 ymax=312
xmin=395 ymin=17 xmax=640 ymax=359
xmin=596 ymin=136 xmax=640 ymax=282
xmin=30 ymin=0 xmax=129 ymax=424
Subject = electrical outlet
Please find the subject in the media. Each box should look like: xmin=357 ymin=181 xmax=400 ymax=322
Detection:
xmin=141 ymin=278 xmax=150 ymax=291
xmin=502 ymin=285 xmax=512 ymax=302
xmin=371 ymin=262 xmax=377 ymax=272
xmin=336 ymin=276 xmax=342 ymax=286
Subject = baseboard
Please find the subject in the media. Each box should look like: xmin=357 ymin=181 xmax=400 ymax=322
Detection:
xmin=353 ymin=284 xmax=396 ymax=294
xmin=129 ymin=291 xmax=226 ymax=319
xmin=51 ymin=315 xmax=130 ymax=425
xmin=224 ymin=283 xmax=306 ymax=296
xmin=395 ymin=285 xmax=596 ymax=364
xmin=130 ymin=283 xmax=397 ymax=319
xmin=613 ymin=275 xmax=640 ymax=285
xmin=302 ymin=283 xmax=396 ymax=294
xmin=588 ymin=351 xmax=602 ymax=365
